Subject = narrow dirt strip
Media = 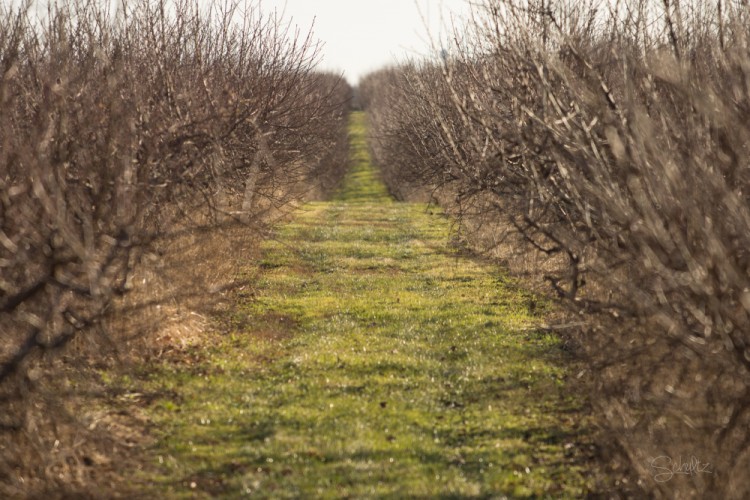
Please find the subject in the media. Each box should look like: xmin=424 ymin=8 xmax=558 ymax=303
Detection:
xmin=136 ymin=112 xmax=595 ymax=497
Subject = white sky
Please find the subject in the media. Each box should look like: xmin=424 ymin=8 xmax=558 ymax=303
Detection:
xmin=261 ymin=0 xmax=474 ymax=84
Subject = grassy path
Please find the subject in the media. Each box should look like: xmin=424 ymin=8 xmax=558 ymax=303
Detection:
xmin=140 ymin=112 xmax=593 ymax=497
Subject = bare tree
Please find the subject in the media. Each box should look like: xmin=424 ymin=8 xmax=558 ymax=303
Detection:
xmin=0 ymin=0 xmax=351 ymax=496
xmin=362 ymin=1 xmax=750 ymax=496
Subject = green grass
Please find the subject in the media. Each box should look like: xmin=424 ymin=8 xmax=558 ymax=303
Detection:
xmin=133 ymin=112 xmax=594 ymax=498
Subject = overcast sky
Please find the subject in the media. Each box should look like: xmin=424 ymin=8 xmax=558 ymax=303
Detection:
xmin=262 ymin=0 xmax=474 ymax=84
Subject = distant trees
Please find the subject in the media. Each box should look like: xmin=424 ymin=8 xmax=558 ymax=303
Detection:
xmin=0 ymin=0 xmax=350 ymax=495
xmin=361 ymin=1 xmax=750 ymax=497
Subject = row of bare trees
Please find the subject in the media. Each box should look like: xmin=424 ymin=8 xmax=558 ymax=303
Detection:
xmin=361 ymin=1 xmax=750 ymax=497
xmin=1 ymin=0 xmax=350 ymax=495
